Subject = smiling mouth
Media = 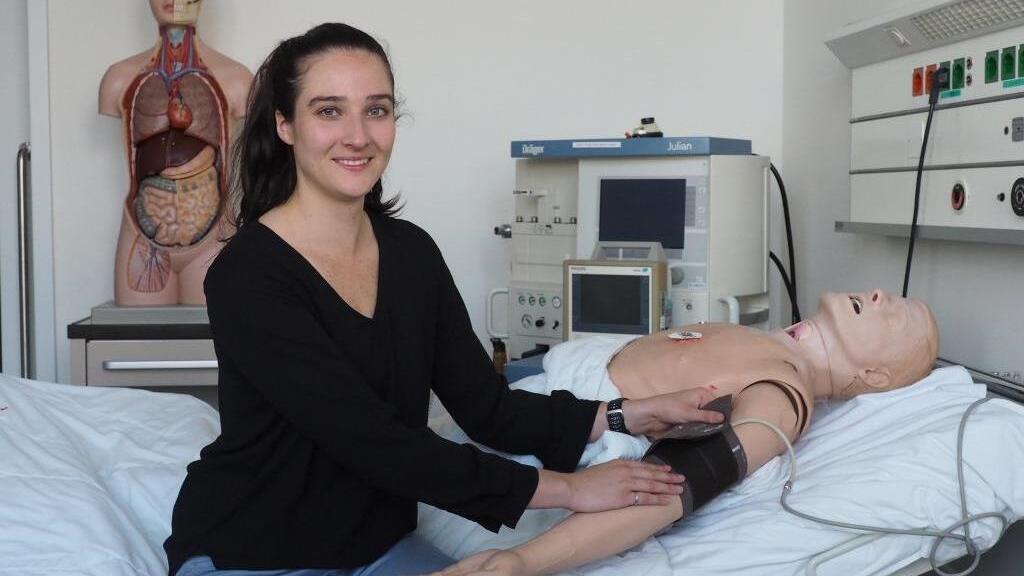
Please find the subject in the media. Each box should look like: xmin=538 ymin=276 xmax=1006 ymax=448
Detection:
xmin=334 ymin=158 xmax=371 ymax=167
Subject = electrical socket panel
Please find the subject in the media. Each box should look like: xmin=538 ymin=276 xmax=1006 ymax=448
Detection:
xmin=848 ymin=25 xmax=1024 ymax=233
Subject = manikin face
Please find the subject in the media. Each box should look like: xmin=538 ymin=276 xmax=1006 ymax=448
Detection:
xmin=149 ymin=0 xmax=203 ymax=26
xmin=809 ymin=289 xmax=938 ymax=397
xmin=275 ymin=50 xmax=396 ymax=206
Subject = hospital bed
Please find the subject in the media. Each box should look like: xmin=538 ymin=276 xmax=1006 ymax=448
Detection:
xmin=417 ymin=350 xmax=1024 ymax=576
xmin=0 ymin=363 xmax=1021 ymax=576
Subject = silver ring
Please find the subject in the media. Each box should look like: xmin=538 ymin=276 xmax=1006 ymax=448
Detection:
xmin=633 ymin=492 xmax=640 ymax=506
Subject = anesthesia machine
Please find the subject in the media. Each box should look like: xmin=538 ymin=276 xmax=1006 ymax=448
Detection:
xmin=489 ymin=137 xmax=771 ymax=360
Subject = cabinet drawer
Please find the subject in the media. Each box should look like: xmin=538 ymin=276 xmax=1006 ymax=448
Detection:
xmin=86 ymin=339 xmax=218 ymax=387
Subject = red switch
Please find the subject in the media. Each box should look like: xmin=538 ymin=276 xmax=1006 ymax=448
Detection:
xmin=912 ymin=67 xmax=924 ymax=96
xmin=925 ymin=64 xmax=937 ymax=94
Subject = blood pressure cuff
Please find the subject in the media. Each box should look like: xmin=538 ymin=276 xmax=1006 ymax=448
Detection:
xmin=641 ymin=395 xmax=747 ymax=516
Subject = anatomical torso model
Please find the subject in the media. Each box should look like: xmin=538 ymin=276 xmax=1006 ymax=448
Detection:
xmin=99 ymin=0 xmax=251 ymax=305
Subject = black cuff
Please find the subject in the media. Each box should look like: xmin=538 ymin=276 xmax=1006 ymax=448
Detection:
xmin=537 ymin=391 xmax=601 ymax=473
xmin=467 ymin=459 xmax=539 ymax=533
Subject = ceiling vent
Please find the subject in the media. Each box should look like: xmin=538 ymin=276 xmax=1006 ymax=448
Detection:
xmin=913 ymin=0 xmax=1024 ymax=40
xmin=827 ymin=0 xmax=1024 ymax=68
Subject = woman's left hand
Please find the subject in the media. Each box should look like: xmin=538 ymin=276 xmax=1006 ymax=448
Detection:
xmin=432 ymin=548 xmax=529 ymax=576
xmin=622 ymin=386 xmax=725 ymax=437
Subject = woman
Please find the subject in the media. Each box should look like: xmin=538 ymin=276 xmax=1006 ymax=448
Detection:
xmin=164 ymin=22 xmax=722 ymax=576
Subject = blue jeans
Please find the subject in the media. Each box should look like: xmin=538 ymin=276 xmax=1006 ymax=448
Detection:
xmin=175 ymin=535 xmax=454 ymax=576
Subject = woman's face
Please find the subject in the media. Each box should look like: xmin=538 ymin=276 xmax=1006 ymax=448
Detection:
xmin=276 ymin=49 xmax=396 ymax=206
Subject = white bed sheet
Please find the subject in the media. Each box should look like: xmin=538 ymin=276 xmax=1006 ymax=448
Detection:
xmin=0 ymin=376 xmax=219 ymax=575
xmin=416 ymin=341 xmax=1024 ymax=576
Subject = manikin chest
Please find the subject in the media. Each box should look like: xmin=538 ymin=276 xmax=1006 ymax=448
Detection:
xmin=608 ymin=324 xmax=813 ymax=422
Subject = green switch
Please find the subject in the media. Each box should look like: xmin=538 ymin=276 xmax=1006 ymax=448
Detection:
xmin=986 ymin=50 xmax=1000 ymax=83
xmin=1002 ymin=47 xmax=1016 ymax=81
xmin=952 ymin=58 xmax=966 ymax=89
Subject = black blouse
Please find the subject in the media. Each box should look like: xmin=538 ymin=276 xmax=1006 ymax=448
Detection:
xmin=164 ymin=214 xmax=600 ymax=574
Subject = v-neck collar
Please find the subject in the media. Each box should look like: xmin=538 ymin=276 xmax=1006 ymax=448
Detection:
xmin=254 ymin=214 xmax=384 ymax=323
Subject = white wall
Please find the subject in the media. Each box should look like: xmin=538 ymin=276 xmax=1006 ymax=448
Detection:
xmin=0 ymin=0 xmax=29 ymax=375
xmin=47 ymin=0 xmax=784 ymax=382
xmin=783 ymin=0 xmax=1024 ymax=375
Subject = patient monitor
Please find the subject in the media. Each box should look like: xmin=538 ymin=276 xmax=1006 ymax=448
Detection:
xmin=564 ymin=242 xmax=669 ymax=340
xmin=490 ymin=137 xmax=771 ymax=359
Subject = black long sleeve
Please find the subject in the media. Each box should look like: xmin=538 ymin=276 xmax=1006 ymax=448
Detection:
xmin=164 ymin=215 xmax=599 ymax=575
xmin=429 ymin=244 xmax=598 ymax=472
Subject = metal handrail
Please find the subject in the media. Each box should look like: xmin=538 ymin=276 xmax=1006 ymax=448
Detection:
xmin=17 ymin=142 xmax=32 ymax=379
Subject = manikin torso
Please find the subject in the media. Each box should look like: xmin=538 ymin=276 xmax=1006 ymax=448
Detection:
xmin=608 ymin=323 xmax=814 ymax=435
xmin=99 ymin=20 xmax=250 ymax=305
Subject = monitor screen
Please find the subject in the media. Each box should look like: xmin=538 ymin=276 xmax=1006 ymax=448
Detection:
xmin=571 ymin=273 xmax=650 ymax=335
xmin=599 ymin=179 xmax=687 ymax=249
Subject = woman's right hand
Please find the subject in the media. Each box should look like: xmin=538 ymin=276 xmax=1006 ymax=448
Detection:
xmin=530 ymin=460 xmax=684 ymax=513
xmin=566 ymin=459 xmax=685 ymax=512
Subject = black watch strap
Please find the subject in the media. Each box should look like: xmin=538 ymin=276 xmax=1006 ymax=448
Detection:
xmin=606 ymin=397 xmax=631 ymax=435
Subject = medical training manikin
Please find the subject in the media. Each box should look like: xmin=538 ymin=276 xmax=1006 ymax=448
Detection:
xmin=99 ymin=0 xmax=251 ymax=305
xmin=441 ymin=289 xmax=940 ymax=576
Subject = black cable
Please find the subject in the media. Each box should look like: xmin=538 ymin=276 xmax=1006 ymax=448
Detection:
xmin=766 ymin=163 xmax=800 ymax=324
xmin=770 ymin=251 xmax=801 ymax=323
xmin=903 ymin=67 xmax=948 ymax=298
xmin=770 ymin=164 xmax=797 ymax=313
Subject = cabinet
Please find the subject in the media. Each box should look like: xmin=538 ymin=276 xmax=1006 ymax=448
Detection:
xmin=67 ymin=317 xmax=217 ymax=405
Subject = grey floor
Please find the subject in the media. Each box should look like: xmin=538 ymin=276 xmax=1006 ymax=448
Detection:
xmin=926 ymin=521 xmax=1024 ymax=575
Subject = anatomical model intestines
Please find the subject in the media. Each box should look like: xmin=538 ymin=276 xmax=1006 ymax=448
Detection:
xmin=100 ymin=0 xmax=251 ymax=305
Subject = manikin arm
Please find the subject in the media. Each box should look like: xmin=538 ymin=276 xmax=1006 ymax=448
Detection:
xmin=439 ymin=382 xmax=800 ymax=576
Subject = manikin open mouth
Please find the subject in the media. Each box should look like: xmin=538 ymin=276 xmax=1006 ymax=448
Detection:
xmin=849 ymin=295 xmax=863 ymax=314
xmin=785 ymin=322 xmax=804 ymax=340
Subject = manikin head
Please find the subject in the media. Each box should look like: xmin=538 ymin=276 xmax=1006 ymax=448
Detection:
xmin=796 ymin=289 xmax=939 ymax=398
xmin=149 ymin=0 xmax=203 ymax=27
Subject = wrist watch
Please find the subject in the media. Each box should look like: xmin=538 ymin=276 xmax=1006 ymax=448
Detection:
xmin=606 ymin=398 xmax=631 ymax=435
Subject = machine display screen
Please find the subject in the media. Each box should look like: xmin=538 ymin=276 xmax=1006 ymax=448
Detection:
xmin=599 ymin=179 xmax=687 ymax=249
xmin=571 ymin=273 xmax=650 ymax=335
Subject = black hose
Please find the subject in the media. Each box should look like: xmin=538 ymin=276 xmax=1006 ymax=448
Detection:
xmin=770 ymin=251 xmax=801 ymax=324
xmin=769 ymin=163 xmax=800 ymax=323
